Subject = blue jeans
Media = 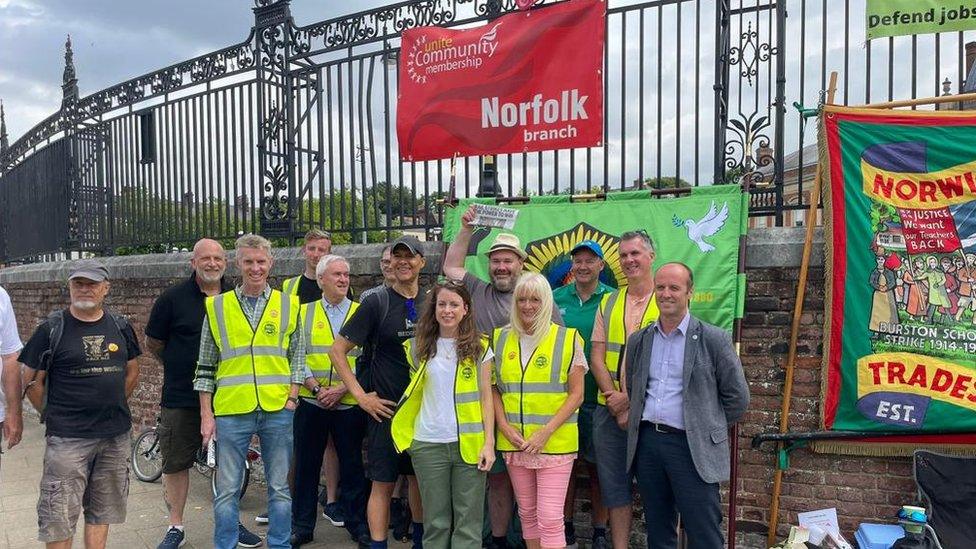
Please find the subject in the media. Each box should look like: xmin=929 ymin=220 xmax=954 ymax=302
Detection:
xmin=214 ymin=410 xmax=294 ymax=549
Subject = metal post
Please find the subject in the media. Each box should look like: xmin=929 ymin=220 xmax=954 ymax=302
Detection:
xmin=773 ymin=0 xmax=787 ymax=226
xmin=713 ymin=0 xmax=730 ymax=185
xmin=477 ymin=155 xmax=501 ymax=198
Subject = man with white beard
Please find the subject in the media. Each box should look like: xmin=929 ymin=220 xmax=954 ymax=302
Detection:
xmin=20 ymin=260 xmax=142 ymax=549
xmin=443 ymin=205 xmax=562 ymax=549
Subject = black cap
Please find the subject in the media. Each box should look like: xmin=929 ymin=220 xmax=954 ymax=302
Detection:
xmin=391 ymin=235 xmax=424 ymax=257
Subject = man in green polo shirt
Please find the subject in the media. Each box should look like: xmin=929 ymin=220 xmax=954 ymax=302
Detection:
xmin=552 ymin=240 xmax=613 ymax=549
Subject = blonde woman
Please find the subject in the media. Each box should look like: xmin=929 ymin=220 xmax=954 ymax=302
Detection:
xmin=391 ymin=281 xmax=495 ymax=549
xmin=492 ymin=273 xmax=585 ymax=549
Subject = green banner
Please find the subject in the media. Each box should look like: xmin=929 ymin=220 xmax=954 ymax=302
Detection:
xmin=821 ymin=105 xmax=976 ymax=448
xmin=442 ymin=186 xmax=748 ymax=330
xmin=866 ymin=0 xmax=976 ymax=40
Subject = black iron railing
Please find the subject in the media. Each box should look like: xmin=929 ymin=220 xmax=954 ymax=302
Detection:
xmin=0 ymin=0 xmax=973 ymax=262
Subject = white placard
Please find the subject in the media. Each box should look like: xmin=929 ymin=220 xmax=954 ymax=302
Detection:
xmin=797 ymin=508 xmax=840 ymax=538
xmin=471 ymin=203 xmax=519 ymax=230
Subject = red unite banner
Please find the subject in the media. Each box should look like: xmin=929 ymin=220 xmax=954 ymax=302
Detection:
xmin=396 ymin=0 xmax=605 ymax=161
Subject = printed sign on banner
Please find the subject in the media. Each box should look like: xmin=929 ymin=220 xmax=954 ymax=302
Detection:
xmin=396 ymin=0 xmax=605 ymax=161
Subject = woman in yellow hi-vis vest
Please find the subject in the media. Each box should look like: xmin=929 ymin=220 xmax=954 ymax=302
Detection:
xmin=390 ymin=281 xmax=496 ymax=549
xmin=492 ymin=273 xmax=585 ymax=549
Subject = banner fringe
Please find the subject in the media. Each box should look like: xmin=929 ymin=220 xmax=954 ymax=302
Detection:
xmin=818 ymin=109 xmax=835 ymax=432
xmin=812 ymin=440 xmax=976 ymax=457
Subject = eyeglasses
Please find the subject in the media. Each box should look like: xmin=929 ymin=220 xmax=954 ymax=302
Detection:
xmin=897 ymin=509 xmax=927 ymax=523
xmin=405 ymin=298 xmax=418 ymax=322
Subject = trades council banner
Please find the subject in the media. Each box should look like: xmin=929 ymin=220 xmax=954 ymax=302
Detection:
xmin=396 ymin=0 xmax=605 ymax=161
xmin=820 ymin=105 xmax=976 ymax=455
xmin=866 ymin=0 xmax=976 ymax=40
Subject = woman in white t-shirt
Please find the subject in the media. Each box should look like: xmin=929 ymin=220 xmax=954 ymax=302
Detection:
xmin=391 ymin=280 xmax=495 ymax=549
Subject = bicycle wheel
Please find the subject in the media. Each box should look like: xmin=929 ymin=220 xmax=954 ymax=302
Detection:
xmin=210 ymin=459 xmax=251 ymax=500
xmin=131 ymin=428 xmax=164 ymax=483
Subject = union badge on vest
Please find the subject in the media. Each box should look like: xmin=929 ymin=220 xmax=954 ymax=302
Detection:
xmin=461 ymin=366 xmax=474 ymax=380
xmin=263 ymin=323 xmax=277 ymax=335
xmin=534 ymin=356 xmax=548 ymax=369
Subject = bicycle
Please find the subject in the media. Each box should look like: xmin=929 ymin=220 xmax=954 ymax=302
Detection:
xmin=131 ymin=416 xmax=261 ymax=499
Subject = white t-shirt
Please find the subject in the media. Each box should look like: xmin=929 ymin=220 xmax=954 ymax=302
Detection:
xmin=414 ymin=338 xmax=493 ymax=444
xmin=0 ymin=286 xmax=24 ymax=423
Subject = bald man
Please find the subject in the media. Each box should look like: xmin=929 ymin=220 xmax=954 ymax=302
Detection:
xmin=145 ymin=239 xmax=259 ymax=548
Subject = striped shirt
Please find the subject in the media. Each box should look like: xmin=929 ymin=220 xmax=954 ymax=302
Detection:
xmin=193 ymin=284 xmax=306 ymax=393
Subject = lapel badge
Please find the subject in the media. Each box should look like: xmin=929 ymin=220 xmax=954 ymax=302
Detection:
xmin=534 ymin=356 xmax=548 ymax=368
xmin=508 ymin=351 xmax=517 ymax=360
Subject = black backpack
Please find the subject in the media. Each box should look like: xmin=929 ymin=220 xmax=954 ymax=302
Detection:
xmin=36 ymin=309 xmax=130 ymax=423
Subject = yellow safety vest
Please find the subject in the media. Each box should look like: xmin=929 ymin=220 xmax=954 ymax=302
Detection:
xmin=597 ymin=287 xmax=659 ymax=405
xmin=299 ymin=300 xmax=361 ymax=406
xmin=391 ymin=336 xmax=489 ymax=465
xmin=206 ymin=289 xmax=299 ymax=416
xmin=282 ymin=276 xmax=301 ymax=296
xmin=493 ymin=324 xmax=579 ymax=454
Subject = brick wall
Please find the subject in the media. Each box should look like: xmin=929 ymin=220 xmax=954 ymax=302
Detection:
xmin=0 ymin=231 xmax=920 ymax=544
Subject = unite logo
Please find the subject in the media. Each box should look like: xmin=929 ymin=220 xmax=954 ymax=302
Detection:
xmin=407 ymin=23 xmax=501 ymax=85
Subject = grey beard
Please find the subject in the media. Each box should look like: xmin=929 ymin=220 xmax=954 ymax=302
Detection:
xmin=197 ymin=271 xmax=223 ymax=284
xmin=72 ymin=300 xmax=98 ymax=311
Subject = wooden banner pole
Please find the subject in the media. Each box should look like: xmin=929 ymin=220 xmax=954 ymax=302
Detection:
xmin=766 ymin=71 xmax=837 ymax=547
xmin=850 ymin=90 xmax=976 ymax=110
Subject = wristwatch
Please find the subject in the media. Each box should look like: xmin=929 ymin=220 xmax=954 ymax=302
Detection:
xmin=287 ymin=397 xmax=300 ymax=405
xmin=311 ymin=384 xmax=322 ymax=395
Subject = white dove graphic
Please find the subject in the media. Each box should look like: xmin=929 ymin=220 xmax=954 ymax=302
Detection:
xmin=681 ymin=200 xmax=729 ymax=253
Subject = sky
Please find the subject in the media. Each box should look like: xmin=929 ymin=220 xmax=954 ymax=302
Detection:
xmin=2 ymin=0 xmax=976 ymax=196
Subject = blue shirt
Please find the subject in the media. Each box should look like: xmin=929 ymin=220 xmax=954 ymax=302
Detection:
xmin=642 ymin=312 xmax=690 ymax=429
xmin=303 ymin=297 xmax=352 ymax=409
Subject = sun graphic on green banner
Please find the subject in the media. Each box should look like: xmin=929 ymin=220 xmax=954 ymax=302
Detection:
xmin=523 ymin=223 xmax=622 ymax=288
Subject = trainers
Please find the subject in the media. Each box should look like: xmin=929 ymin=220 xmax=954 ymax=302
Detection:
xmin=322 ymin=501 xmax=346 ymax=527
xmin=253 ymin=512 xmax=268 ymax=525
xmin=591 ymin=534 xmax=611 ymax=549
xmin=237 ymin=523 xmax=264 ymax=547
xmin=157 ymin=527 xmax=186 ymax=549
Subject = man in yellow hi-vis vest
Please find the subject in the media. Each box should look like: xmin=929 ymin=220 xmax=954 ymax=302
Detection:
xmin=282 ymin=229 xmax=333 ymax=303
xmin=194 ymin=234 xmax=303 ymax=549
xmin=290 ymin=254 xmax=368 ymax=546
xmin=590 ymin=230 xmax=659 ymax=549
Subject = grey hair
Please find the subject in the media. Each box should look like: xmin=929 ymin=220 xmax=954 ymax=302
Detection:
xmin=619 ymin=230 xmax=655 ymax=252
xmin=316 ymin=254 xmax=350 ymax=278
xmin=235 ymin=233 xmax=272 ymax=254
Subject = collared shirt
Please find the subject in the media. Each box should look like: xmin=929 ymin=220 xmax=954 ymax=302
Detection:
xmin=146 ymin=273 xmax=233 ymax=408
xmin=194 ymin=284 xmax=306 ymax=393
xmin=642 ymin=312 xmax=690 ymax=429
xmin=553 ymin=281 xmax=613 ymax=404
xmin=302 ymin=296 xmax=353 ymax=410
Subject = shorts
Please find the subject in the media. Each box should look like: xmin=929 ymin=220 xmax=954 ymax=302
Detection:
xmin=158 ymin=407 xmax=202 ymax=474
xmin=578 ymin=401 xmax=596 ymax=463
xmin=38 ymin=432 xmax=130 ymax=542
xmin=366 ymin=418 xmax=414 ymax=483
xmin=592 ymin=405 xmax=634 ymax=508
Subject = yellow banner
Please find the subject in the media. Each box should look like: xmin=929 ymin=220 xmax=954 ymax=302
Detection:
xmin=861 ymin=157 xmax=976 ymax=209
xmin=857 ymin=352 xmax=976 ymax=412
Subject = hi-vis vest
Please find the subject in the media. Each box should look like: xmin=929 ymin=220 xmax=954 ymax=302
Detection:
xmin=299 ymin=300 xmax=361 ymax=405
xmin=206 ymin=289 xmax=300 ymax=416
xmin=597 ymin=287 xmax=659 ymax=405
xmin=282 ymin=276 xmax=302 ymax=296
xmin=390 ymin=336 xmax=489 ymax=465
xmin=493 ymin=324 xmax=579 ymax=454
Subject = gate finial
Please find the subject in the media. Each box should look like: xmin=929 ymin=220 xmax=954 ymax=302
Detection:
xmin=0 ymin=100 xmax=8 ymax=155
xmin=61 ymin=34 xmax=79 ymax=108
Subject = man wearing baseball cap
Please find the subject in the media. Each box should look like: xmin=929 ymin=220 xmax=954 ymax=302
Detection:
xmin=552 ymin=240 xmax=614 ymax=548
xmin=19 ymin=259 xmax=142 ymax=548
xmin=331 ymin=235 xmax=428 ymax=549
xmin=443 ymin=205 xmax=562 ymax=549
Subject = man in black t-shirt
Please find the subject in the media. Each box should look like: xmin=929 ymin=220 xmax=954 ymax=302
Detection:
xmin=145 ymin=238 xmax=258 ymax=549
xmin=331 ymin=236 xmax=427 ymax=549
xmin=283 ymin=229 xmax=333 ymax=303
xmin=20 ymin=260 xmax=141 ymax=547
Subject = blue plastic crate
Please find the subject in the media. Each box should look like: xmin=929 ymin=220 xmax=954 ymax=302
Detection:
xmin=854 ymin=523 xmax=906 ymax=549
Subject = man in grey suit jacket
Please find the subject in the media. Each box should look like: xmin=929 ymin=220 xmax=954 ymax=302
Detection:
xmin=623 ymin=263 xmax=749 ymax=549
